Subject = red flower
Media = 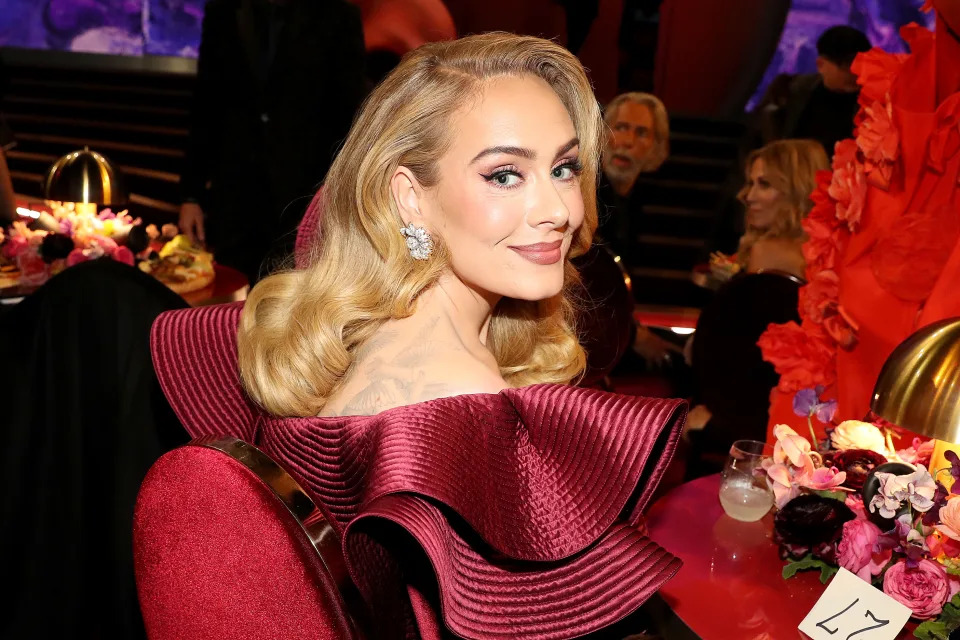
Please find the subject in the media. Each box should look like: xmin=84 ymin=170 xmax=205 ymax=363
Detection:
xmin=758 ymin=321 xmax=836 ymax=393
xmin=828 ymin=140 xmax=867 ymax=232
xmin=799 ymin=270 xmax=839 ymax=323
xmin=857 ymin=99 xmax=899 ymax=189
xmin=851 ymin=48 xmax=907 ymax=105
xmin=112 ymin=246 xmax=135 ymax=266
xmin=821 ymin=305 xmax=860 ymax=351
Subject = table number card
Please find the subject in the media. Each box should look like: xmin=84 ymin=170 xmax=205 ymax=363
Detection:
xmin=799 ymin=568 xmax=912 ymax=640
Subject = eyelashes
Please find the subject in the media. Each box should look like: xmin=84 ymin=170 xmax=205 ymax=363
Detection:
xmin=481 ymin=159 xmax=583 ymax=189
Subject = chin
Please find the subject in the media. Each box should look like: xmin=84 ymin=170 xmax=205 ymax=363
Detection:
xmin=503 ymin=269 xmax=566 ymax=302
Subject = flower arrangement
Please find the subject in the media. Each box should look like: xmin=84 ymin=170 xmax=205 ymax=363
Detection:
xmin=767 ymin=386 xmax=960 ymax=638
xmin=0 ymin=202 xmax=161 ymax=287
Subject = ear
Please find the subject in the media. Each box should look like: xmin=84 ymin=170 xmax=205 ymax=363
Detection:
xmin=390 ymin=166 xmax=428 ymax=228
xmin=815 ymin=56 xmax=826 ymax=74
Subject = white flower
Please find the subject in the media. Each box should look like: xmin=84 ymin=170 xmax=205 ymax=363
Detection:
xmin=868 ymin=465 xmax=937 ymax=518
xmin=831 ymin=420 xmax=887 ymax=455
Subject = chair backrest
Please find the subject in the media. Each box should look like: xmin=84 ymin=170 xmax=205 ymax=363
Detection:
xmin=133 ymin=438 xmax=365 ymax=640
xmin=573 ymin=244 xmax=635 ymax=386
xmin=692 ymin=271 xmax=801 ymax=439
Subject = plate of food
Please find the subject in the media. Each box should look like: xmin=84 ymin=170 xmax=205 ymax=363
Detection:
xmin=138 ymin=234 xmax=216 ymax=295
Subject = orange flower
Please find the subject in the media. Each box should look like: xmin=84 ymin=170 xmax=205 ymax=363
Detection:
xmin=857 ymin=99 xmax=899 ymax=189
xmin=828 ymin=140 xmax=867 ymax=232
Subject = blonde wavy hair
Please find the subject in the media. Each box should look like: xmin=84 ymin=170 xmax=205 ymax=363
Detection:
xmin=237 ymin=32 xmax=604 ymax=418
xmin=736 ymin=139 xmax=829 ymax=263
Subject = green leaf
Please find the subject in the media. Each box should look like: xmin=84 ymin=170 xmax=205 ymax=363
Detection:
xmin=782 ymin=553 xmax=839 ymax=583
xmin=913 ymin=619 xmax=950 ymax=640
xmin=814 ymin=489 xmax=848 ymax=502
xmin=915 ymin=594 xmax=960 ymax=639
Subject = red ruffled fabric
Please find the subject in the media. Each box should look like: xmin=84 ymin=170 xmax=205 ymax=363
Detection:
xmin=760 ymin=21 xmax=960 ymax=433
xmin=150 ymin=304 xmax=686 ymax=639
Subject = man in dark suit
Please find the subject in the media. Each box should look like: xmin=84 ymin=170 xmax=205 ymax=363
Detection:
xmin=755 ymin=25 xmax=871 ymax=158
xmin=178 ymin=0 xmax=365 ymax=282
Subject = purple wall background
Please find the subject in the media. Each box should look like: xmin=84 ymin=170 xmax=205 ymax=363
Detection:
xmin=747 ymin=0 xmax=934 ymax=110
xmin=0 ymin=0 xmax=935 ymax=108
xmin=0 ymin=0 xmax=205 ymax=57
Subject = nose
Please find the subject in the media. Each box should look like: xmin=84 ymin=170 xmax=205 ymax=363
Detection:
xmin=613 ymin=129 xmax=634 ymax=150
xmin=527 ymin=175 xmax=570 ymax=229
xmin=745 ymin=184 xmax=759 ymax=204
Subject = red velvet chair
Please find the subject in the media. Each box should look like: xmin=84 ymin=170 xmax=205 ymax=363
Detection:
xmin=133 ymin=437 xmax=366 ymax=640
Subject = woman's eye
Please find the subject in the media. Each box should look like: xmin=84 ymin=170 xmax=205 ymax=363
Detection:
xmin=487 ymin=171 xmax=520 ymax=187
xmin=552 ymin=161 xmax=582 ymax=180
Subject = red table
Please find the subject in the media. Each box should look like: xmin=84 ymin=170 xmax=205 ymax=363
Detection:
xmin=181 ymin=264 xmax=249 ymax=306
xmin=645 ymin=474 xmax=913 ymax=639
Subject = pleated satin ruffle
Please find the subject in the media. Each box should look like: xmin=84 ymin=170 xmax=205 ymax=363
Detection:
xmin=152 ymin=305 xmax=686 ymax=639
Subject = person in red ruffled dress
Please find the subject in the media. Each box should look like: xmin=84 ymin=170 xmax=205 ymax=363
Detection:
xmin=759 ymin=0 xmax=960 ymax=442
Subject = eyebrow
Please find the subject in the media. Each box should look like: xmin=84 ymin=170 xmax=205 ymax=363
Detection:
xmin=469 ymin=137 xmax=580 ymax=164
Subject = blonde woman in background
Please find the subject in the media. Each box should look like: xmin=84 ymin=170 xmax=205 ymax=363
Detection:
xmin=712 ymin=139 xmax=828 ymax=281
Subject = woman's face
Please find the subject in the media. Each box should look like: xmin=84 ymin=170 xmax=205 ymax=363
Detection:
xmin=420 ymin=74 xmax=584 ymax=302
xmin=743 ymin=158 xmax=784 ymax=231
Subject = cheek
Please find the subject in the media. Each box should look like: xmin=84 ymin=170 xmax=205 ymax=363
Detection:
xmin=563 ymin=187 xmax=586 ymax=229
xmin=440 ymin=184 xmax=524 ymax=245
xmin=759 ymin=187 xmax=782 ymax=205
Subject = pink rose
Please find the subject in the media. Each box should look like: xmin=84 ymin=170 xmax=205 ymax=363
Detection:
xmin=2 ymin=234 xmax=29 ymax=260
xmin=67 ymin=248 xmax=90 ymax=267
xmin=845 ymin=494 xmax=867 ymax=520
xmin=838 ymin=519 xmax=891 ymax=581
xmin=111 ymin=246 xmax=135 ymax=266
xmin=937 ymin=498 xmax=960 ymax=541
xmin=883 ymin=559 xmax=950 ymax=619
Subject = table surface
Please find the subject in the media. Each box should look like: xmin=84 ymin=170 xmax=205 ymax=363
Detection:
xmin=0 ymin=262 xmax=248 ymax=307
xmin=634 ymin=304 xmax=700 ymax=330
xmin=645 ymin=474 xmax=913 ymax=640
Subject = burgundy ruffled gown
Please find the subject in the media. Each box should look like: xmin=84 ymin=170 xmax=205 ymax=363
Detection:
xmin=151 ymin=303 xmax=687 ymax=639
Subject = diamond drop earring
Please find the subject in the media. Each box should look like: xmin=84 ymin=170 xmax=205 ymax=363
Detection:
xmin=399 ymin=222 xmax=433 ymax=260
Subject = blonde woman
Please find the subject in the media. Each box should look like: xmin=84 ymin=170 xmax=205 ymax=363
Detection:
xmin=731 ymin=139 xmax=829 ymax=279
xmin=153 ymin=33 xmax=686 ymax=639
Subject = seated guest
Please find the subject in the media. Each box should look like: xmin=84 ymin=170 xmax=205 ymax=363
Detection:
xmin=154 ymin=33 xmax=687 ymax=639
xmin=755 ymin=25 xmax=871 ymax=157
xmin=715 ymin=139 xmax=828 ymax=281
xmin=596 ymin=91 xmax=669 ymax=263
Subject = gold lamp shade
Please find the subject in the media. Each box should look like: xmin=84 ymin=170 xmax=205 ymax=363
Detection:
xmin=870 ymin=317 xmax=960 ymax=443
xmin=41 ymin=147 xmax=127 ymax=206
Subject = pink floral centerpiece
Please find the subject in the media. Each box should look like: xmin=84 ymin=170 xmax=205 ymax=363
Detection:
xmin=0 ymin=202 xmax=149 ymax=288
xmin=766 ymin=387 xmax=960 ymax=637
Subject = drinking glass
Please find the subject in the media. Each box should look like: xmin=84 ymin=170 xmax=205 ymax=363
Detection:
xmin=718 ymin=439 xmax=774 ymax=522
